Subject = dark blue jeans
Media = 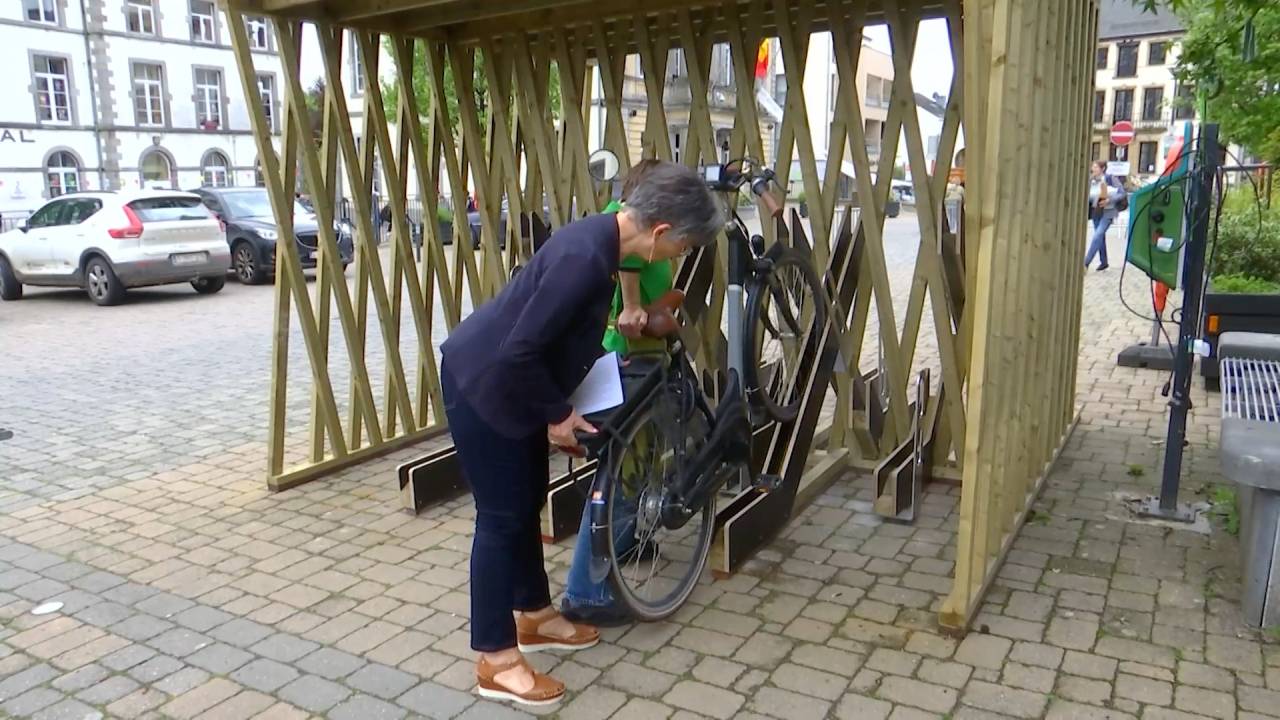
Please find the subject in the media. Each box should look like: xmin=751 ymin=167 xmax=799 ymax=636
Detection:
xmin=441 ymin=362 xmax=552 ymax=652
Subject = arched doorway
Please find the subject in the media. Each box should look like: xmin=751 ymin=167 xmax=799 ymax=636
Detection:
xmin=140 ymin=148 xmax=175 ymax=189
xmin=201 ymin=150 xmax=232 ymax=187
xmin=45 ymin=150 xmax=81 ymax=198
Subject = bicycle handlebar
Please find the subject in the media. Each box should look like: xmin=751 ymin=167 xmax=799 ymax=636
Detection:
xmin=705 ymin=159 xmax=783 ymax=220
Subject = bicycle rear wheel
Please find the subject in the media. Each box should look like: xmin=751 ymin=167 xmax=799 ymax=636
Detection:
xmin=744 ymin=246 xmax=827 ymax=423
xmin=599 ymin=394 xmax=716 ymax=621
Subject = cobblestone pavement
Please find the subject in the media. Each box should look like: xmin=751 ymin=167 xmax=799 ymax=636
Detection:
xmin=1 ymin=222 xmax=1275 ymax=719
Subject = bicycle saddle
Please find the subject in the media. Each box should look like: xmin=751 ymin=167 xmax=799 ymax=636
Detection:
xmin=643 ymin=289 xmax=684 ymax=339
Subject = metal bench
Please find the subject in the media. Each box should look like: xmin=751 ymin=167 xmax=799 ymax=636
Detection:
xmin=1219 ymin=332 xmax=1280 ymax=627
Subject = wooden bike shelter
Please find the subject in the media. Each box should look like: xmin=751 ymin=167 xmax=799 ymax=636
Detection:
xmin=224 ymin=0 xmax=1099 ymax=631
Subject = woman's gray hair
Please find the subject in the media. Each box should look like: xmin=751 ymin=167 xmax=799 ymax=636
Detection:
xmin=622 ymin=161 xmax=723 ymax=248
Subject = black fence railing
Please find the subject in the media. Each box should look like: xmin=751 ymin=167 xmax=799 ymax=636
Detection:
xmin=0 ymin=212 xmax=32 ymax=233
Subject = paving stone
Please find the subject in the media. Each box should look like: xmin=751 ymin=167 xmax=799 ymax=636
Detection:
xmin=100 ymin=644 xmax=156 ymax=672
xmin=208 ymin=618 xmax=274 ymax=648
xmin=1205 ymin=634 xmax=1262 ymax=675
xmin=961 ymin=681 xmax=1048 ymax=719
xmin=1047 ymin=617 xmax=1098 ymax=652
xmin=2 ymin=686 xmax=65 ymax=717
xmin=155 ymin=667 xmax=212 ymax=696
xmin=877 ymin=675 xmax=958 ymax=714
xmin=1003 ymin=662 xmax=1057 ymax=693
xmin=30 ymin=698 xmax=104 ymax=720
xmin=159 ymin=678 xmax=241 ymax=719
xmin=395 ymin=681 xmax=475 ymax=719
xmin=1238 ymin=686 xmax=1280 ymax=715
xmin=919 ymin=658 xmax=972 ymax=689
xmin=613 ymin=698 xmax=674 ymax=720
xmin=277 ymin=674 xmax=352 ymax=713
xmin=743 ymin=685 xmax=828 ymax=718
xmin=1116 ymin=673 xmax=1171 ymax=706
xmin=835 ymin=693 xmax=893 ymax=720
xmin=1045 ymin=699 xmax=1137 ymax=719
xmin=734 ymin=633 xmax=794 ymax=667
xmin=1063 ymin=651 xmax=1118 ymax=680
xmin=691 ymin=657 xmax=746 ymax=687
xmin=1010 ymin=641 xmax=1065 ymax=669
xmin=185 ymin=642 xmax=253 ymax=674
xmin=297 ymin=646 xmax=367 ymax=679
xmin=672 ymin=627 xmax=746 ymax=658
xmin=770 ymin=662 xmax=848 ymax=700
xmin=1095 ymin=637 xmax=1175 ymax=669
xmin=0 ymin=662 xmax=59 ymax=698
xmin=173 ymin=606 xmax=235 ymax=633
xmin=1173 ymin=685 xmax=1235 ymax=720
xmin=195 ymin=690 xmax=277 ymax=720
xmin=1119 ymin=662 xmax=1174 ymax=683
xmin=1057 ymin=675 xmax=1112 ymax=705
xmin=148 ymin=628 xmax=213 ymax=658
xmin=346 ymin=662 xmax=418 ymax=700
xmin=75 ymin=675 xmax=140 ymax=705
xmin=51 ymin=664 xmax=110 ymax=693
xmin=230 ymin=658 xmax=300 ymax=692
xmin=904 ymin=632 xmax=957 ymax=659
xmin=127 ymin=655 xmax=184 ymax=683
xmin=559 ymin=686 xmax=627 ymax=720
xmin=248 ymin=633 xmax=319 ymax=663
xmin=663 ymin=680 xmax=745 ymax=720
xmin=601 ymin=661 xmax=678 ymax=697
xmin=790 ymin=644 xmax=862 ymax=675
xmin=111 ymin=615 xmax=174 ymax=642
xmin=957 ymin=634 xmax=1013 ymax=670
xmin=329 ymin=693 xmax=408 ymax=720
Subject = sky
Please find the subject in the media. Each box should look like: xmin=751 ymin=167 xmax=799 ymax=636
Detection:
xmin=298 ymin=17 xmax=959 ymax=105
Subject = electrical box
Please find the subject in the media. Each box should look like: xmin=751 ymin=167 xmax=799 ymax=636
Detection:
xmin=1126 ymin=181 xmax=1185 ymax=289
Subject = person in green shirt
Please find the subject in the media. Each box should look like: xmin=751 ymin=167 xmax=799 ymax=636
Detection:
xmin=562 ymin=159 xmax=673 ymax=625
xmin=601 ymin=159 xmax=672 ymax=356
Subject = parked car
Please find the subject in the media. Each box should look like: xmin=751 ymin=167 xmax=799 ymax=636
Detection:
xmin=192 ymin=187 xmax=354 ymax=284
xmin=0 ymin=191 xmax=228 ymax=306
xmin=891 ymin=180 xmax=915 ymax=206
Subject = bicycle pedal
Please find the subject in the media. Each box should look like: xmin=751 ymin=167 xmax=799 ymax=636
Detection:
xmin=752 ymin=474 xmax=782 ymax=493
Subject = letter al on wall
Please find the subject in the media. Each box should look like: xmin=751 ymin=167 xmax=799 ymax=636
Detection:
xmin=0 ymin=129 xmax=37 ymax=143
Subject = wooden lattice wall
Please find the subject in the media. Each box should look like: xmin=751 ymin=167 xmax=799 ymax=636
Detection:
xmin=226 ymin=0 xmax=1096 ymax=631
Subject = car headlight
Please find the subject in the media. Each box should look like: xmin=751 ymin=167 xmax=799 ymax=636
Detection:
xmin=255 ymin=228 xmax=279 ymax=241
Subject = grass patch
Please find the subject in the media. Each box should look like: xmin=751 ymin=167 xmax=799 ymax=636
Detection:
xmin=1209 ymin=485 xmax=1241 ymax=536
xmin=1027 ymin=509 xmax=1051 ymax=526
xmin=1265 ymin=626 xmax=1280 ymax=643
xmin=1127 ymin=464 xmax=1146 ymax=477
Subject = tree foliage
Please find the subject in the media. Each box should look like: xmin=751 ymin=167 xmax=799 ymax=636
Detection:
xmin=1135 ymin=1 xmax=1280 ymax=163
xmin=379 ymin=40 xmax=561 ymax=145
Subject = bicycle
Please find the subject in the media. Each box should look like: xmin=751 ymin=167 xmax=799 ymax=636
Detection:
xmin=574 ymin=158 xmax=828 ymax=621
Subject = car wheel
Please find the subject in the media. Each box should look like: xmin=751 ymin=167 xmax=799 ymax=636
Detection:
xmin=191 ymin=276 xmax=226 ymax=294
xmin=84 ymin=256 xmax=126 ymax=306
xmin=233 ymin=241 xmax=266 ymax=284
xmin=0 ymin=255 xmax=22 ymax=301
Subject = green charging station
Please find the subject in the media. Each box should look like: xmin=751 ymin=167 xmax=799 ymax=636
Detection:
xmin=1126 ymin=181 xmax=1185 ymax=289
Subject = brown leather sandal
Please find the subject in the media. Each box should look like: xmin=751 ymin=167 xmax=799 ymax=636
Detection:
xmin=475 ymin=654 xmax=565 ymax=706
xmin=515 ymin=611 xmax=600 ymax=652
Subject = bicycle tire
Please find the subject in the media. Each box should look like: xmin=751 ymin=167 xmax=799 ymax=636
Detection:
xmin=744 ymin=246 xmax=827 ymax=424
xmin=598 ymin=399 xmax=717 ymax=622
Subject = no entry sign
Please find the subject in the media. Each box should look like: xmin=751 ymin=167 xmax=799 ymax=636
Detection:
xmin=1110 ymin=121 xmax=1135 ymax=146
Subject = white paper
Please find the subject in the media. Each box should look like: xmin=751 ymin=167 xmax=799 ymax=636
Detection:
xmin=569 ymin=352 xmax=624 ymax=415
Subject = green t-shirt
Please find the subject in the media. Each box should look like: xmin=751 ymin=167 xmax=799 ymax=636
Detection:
xmin=601 ymin=200 xmax=674 ymax=354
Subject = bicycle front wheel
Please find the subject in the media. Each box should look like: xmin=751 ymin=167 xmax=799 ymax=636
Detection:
xmin=745 ymin=246 xmax=827 ymax=423
xmin=600 ymin=402 xmax=716 ymax=622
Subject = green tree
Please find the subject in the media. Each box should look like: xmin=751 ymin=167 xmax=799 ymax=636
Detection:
xmin=379 ymin=41 xmax=561 ymax=145
xmin=1135 ymin=0 xmax=1280 ymax=163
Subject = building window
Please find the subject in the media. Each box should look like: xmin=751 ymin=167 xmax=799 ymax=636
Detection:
xmin=350 ymin=32 xmax=365 ymax=95
xmin=254 ymin=160 xmax=264 ymax=186
xmin=1095 ymin=46 xmax=1108 ymax=70
xmin=1141 ymin=87 xmax=1164 ymax=122
xmin=1109 ymin=143 xmax=1129 ymax=162
xmin=1173 ymin=83 xmax=1195 ymax=120
xmin=1092 ymin=141 xmax=1101 ymax=161
xmin=1148 ymin=41 xmax=1167 ymax=66
xmin=202 ymin=151 xmax=231 ymax=187
xmin=33 ymin=55 xmax=72 ymax=124
xmin=190 ymin=0 xmax=216 ymax=43
xmin=133 ymin=63 xmax=165 ymax=127
xmin=256 ymin=73 xmax=276 ymax=131
xmin=23 ymin=0 xmax=57 ymax=24
xmin=667 ymin=48 xmax=687 ymax=80
xmin=1138 ymin=141 xmax=1158 ymax=174
xmin=1112 ymin=88 xmax=1134 ymax=122
xmin=1116 ymin=43 xmax=1138 ymax=78
xmin=46 ymin=151 xmax=80 ymax=197
xmin=194 ymin=68 xmax=223 ymax=128
xmin=140 ymin=150 xmax=173 ymax=188
xmin=866 ymin=74 xmax=885 ymax=108
xmin=246 ymin=17 xmax=270 ymax=51
xmin=127 ymin=0 xmax=156 ymax=35
xmin=1093 ymin=90 xmax=1105 ymax=123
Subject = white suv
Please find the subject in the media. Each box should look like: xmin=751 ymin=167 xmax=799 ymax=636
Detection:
xmin=0 ymin=191 xmax=231 ymax=306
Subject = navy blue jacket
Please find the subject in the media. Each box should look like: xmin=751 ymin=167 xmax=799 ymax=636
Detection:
xmin=441 ymin=213 xmax=620 ymax=438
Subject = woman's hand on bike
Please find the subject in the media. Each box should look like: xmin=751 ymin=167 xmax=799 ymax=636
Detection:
xmin=618 ymin=306 xmax=648 ymax=339
xmin=549 ymin=411 xmax=596 ymax=452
